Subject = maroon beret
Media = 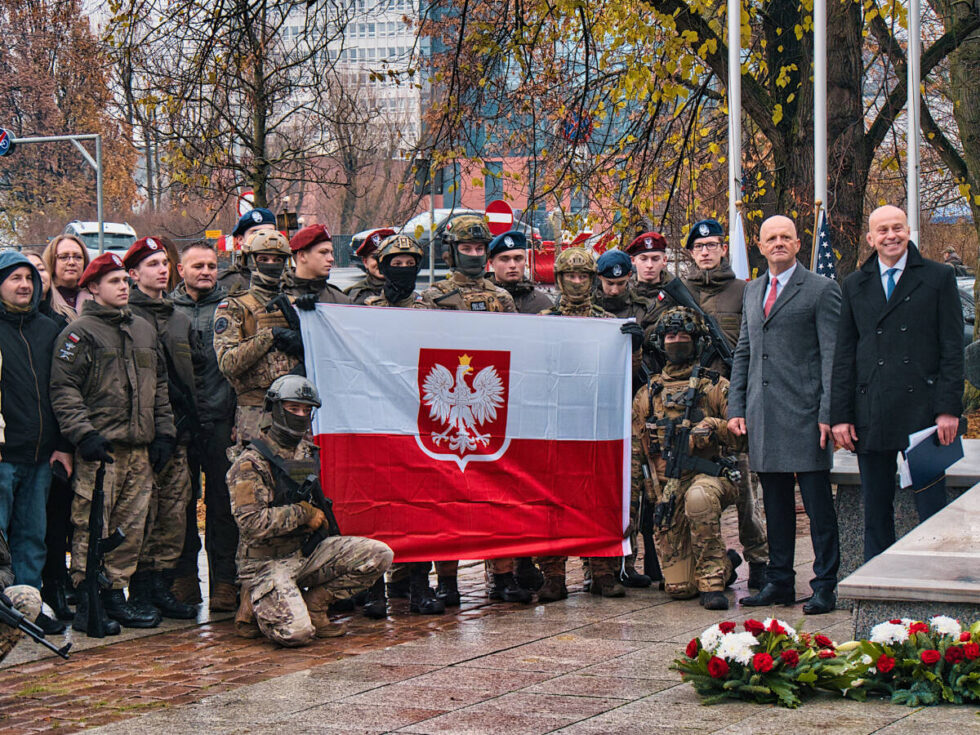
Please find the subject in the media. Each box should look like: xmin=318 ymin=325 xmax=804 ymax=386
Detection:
xmin=289 ymin=224 xmax=332 ymax=253
xmin=356 ymin=228 xmax=396 ymax=259
xmin=625 ymin=231 xmax=667 ymax=255
xmin=80 ymin=252 xmax=126 ymax=287
xmin=123 ymin=236 xmax=168 ymax=270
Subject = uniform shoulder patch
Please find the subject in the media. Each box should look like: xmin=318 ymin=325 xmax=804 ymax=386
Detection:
xmin=214 ymin=316 xmax=229 ymax=334
xmin=469 ymin=301 xmax=488 ymax=311
xmin=56 ymin=332 xmax=83 ymax=363
xmin=216 ymin=300 xmax=229 ymax=309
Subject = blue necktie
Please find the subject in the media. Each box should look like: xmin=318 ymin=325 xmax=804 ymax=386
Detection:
xmin=885 ymin=268 xmax=899 ymax=300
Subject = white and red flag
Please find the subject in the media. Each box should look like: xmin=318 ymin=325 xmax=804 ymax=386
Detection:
xmin=300 ymin=305 xmax=632 ymax=562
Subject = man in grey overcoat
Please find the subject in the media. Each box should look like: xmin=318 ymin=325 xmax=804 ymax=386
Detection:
xmin=727 ymin=215 xmax=842 ymax=615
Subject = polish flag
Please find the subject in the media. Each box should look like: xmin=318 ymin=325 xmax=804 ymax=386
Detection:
xmin=300 ymin=305 xmax=632 ymax=562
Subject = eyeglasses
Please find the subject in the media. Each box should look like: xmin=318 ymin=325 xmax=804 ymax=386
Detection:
xmin=56 ymin=254 xmax=85 ymax=262
xmin=691 ymin=241 xmax=722 ymax=252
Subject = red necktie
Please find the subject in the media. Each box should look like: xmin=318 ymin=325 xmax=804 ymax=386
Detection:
xmin=763 ymin=278 xmax=779 ymax=318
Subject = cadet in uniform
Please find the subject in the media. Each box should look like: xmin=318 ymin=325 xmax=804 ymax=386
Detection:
xmin=124 ymin=238 xmax=197 ymax=620
xmin=419 ymin=214 xmax=518 ymax=607
xmin=218 ymin=208 xmax=278 ymax=293
xmin=283 ymin=225 xmax=351 ymax=306
xmin=485 ymin=230 xmax=554 ymax=313
xmin=50 ymin=253 xmax=176 ymax=631
xmin=632 ymin=307 xmax=743 ymax=610
xmin=214 ymin=229 xmax=301 ymax=449
xmin=346 ymin=228 xmax=395 ymax=304
xmin=625 ymin=231 xmax=678 ymax=327
xmin=538 ymin=248 xmax=629 ymax=601
xmin=681 ymin=219 xmax=769 ymax=590
xmin=227 ymin=376 xmax=393 ymax=645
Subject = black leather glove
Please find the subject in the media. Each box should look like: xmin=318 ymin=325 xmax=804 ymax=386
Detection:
xmin=77 ymin=432 xmax=114 ymax=464
xmin=620 ymin=321 xmax=645 ymax=351
xmin=294 ymin=294 xmax=318 ymax=311
xmin=272 ymin=327 xmax=304 ymax=358
xmin=148 ymin=434 xmax=177 ymax=473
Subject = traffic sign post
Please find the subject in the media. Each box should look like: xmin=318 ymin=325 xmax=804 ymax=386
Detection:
xmin=0 ymin=129 xmax=13 ymax=157
xmin=237 ymin=190 xmax=255 ymax=218
xmin=485 ymin=199 xmax=514 ymax=236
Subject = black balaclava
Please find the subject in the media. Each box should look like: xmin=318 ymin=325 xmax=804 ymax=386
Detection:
xmin=267 ymin=402 xmax=311 ymax=448
xmin=381 ymin=258 xmax=420 ymax=304
xmin=663 ymin=338 xmax=696 ymax=365
xmin=250 ymin=256 xmax=286 ymax=291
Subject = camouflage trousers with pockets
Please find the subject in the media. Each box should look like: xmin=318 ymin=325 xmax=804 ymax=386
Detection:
xmin=0 ymin=585 xmax=41 ymax=662
xmin=138 ymin=446 xmax=191 ymax=572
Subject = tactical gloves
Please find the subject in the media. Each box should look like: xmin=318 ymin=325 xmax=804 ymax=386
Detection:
xmin=77 ymin=432 xmax=114 ymax=464
xmin=272 ymin=327 xmax=304 ymax=358
xmin=148 ymin=434 xmax=177 ymax=473
xmin=619 ymin=321 xmax=645 ymax=351
xmin=294 ymin=294 xmax=318 ymax=311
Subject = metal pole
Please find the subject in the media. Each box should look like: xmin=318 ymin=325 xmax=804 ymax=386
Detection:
xmin=95 ymin=135 xmax=105 ymax=254
xmin=813 ymin=0 xmax=827 ymax=216
xmin=429 ymin=161 xmax=436 ymax=286
xmin=907 ymin=0 xmax=921 ymax=242
xmin=727 ymin=0 xmax=742 ymax=233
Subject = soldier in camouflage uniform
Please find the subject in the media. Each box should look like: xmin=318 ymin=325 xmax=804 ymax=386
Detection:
xmin=218 ymin=208 xmax=278 ymax=294
xmin=0 ymin=530 xmax=43 ymax=661
xmin=283 ymin=224 xmax=351 ymax=306
xmin=419 ymin=214 xmax=517 ymax=606
xmin=538 ymin=248 xmax=628 ymax=602
xmin=228 ymin=376 xmax=392 ymax=646
xmin=631 ymin=307 xmax=744 ymax=610
xmin=214 ymin=230 xmax=301 ymax=450
xmin=485 ymin=230 xmax=554 ymax=314
xmin=346 ymin=228 xmax=394 ymax=304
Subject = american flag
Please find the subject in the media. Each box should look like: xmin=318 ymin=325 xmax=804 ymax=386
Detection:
xmin=815 ymin=210 xmax=838 ymax=279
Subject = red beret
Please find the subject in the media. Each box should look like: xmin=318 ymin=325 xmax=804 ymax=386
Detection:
xmin=123 ymin=237 xmax=167 ymax=270
xmin=356 ymin=228 xmax=396 ymax=259
xmin=289 ymin=224 xmax=332 ymax=253
xmin=625 ymin=231 xmax=667 ymax=255
xmin=80 ymin=252 xmax=126 ymax=287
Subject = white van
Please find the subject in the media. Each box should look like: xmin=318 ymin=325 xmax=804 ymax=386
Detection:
xmin=63 ymin=220 xmax=138 ymax=259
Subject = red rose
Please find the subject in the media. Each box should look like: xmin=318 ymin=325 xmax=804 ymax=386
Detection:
xmin=877 ymin=654 xmax=896 ymax=673
xmin=964 ymin=643 xmax=980 ymax=660
xmin=780 ymin=650 xmax=800 ymax=668
xmin=767 ymin=620 xmax=787 ymax=635
xmin=909 ymin=622 xmax=929 ymax=635
xmin=945 ymin=646 xmax=965 ymax=664
xmin=744 ymin=619 xmax=765 ymax=635
xmin=921 ymin=649 xmax=941 ymax=665
xmin=719 ymin=621 xmax=736 ymax=634
xmin=889 ymin=619 xmax=902 ymax=624
xmin=960 ymin=631 xmax=972 ymax=643
xmin=686 ymin=638 xmax=700 ymax=658
xmin=707 ymin=656 xmax=729 ymax=678
xmin=753 ymin=652 xmax=774 ymax=673
xmin=818 ymin=649 xmax=837 ymax=659
xmin=814 ymin=634 xmax=833 ymax=648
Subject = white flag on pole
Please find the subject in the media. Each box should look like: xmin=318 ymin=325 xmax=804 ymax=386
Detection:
xmin=730 ymin=210 xmax=750 ymax=280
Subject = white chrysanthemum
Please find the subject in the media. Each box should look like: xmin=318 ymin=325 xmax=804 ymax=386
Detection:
xmin=699 ymin=624 xmax=725 ymax=653
xmin=860 ymin=654 xmax=873 ymax=665
xmin=929 ymin=615 xmax=962 ymax=638
xmin=869 ymin=622 xmax=909 ymax=645
xmin=715 ymin=632 xmax=758 ymax=665
xmin=763 ymin=617 xmax=798 ymax=640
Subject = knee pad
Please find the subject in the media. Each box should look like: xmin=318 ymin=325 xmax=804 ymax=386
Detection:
xmin=685 ymin=483 xmax=721 ymax=521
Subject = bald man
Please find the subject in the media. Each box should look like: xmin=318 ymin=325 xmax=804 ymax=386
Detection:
xmin=831 ymin=205 xmax=963 ymax=562
xmin=728 ymin=215 xmax=842 ymax=614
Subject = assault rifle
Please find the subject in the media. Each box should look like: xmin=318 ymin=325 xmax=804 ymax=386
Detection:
xmin=249 ymin=440 xmax=341 ymax=556
xmin=265 ymin=293 xmax=301 ymax=332
xmin=660 ymin=278 xmax=734 ymax=371
xmin=80 ymin=461 xmax=125 ymax=638
xmin=0 ymin=593 xmax=71 ymax=659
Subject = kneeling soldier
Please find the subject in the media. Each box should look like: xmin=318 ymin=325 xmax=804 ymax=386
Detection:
xmin=228 ymin=376 xmax=393 ymax=646
xmin=632 ymin=307 xmax=743 ymax=610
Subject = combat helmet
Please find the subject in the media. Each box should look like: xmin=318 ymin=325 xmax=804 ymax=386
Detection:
xmin=442 ymin=213 xmax=492 ymax=274
xmin=554 ymin=247 xmax=597 ymax=276
xmin=651 ymin=306 xmax=708 ymax=353
xmin=377 ymin=234 xmax=424 ymax=267
xmin=242 ymin=229 xmax=291 ymax=257
xmin=262 ymin=375 xmax=321 ymax=446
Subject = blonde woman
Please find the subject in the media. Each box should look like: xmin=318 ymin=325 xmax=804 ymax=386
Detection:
xmin=41 ymin=235 xmax=91 ymax=322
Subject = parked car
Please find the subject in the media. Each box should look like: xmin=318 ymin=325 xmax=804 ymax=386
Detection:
xmin=957 ymin=276 xmax=975 ymax=347
xmin=64 ymin=220 xmax=137 ymax=259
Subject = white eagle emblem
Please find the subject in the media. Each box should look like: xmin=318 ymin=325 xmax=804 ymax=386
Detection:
xmin=699 ymin=223 xmax=710 ymax=236
xmin=644 ymin=237 xmax=653 ymax=248
xmin=421 ymin=354 xmax=504 ymax=454
xmin=612 ymin=264 xmax=623 ymax=276
xmin=147 ymin=238 xmax=159 ymax=250
xmin=251 ymin=211 xmax=263 ymax=223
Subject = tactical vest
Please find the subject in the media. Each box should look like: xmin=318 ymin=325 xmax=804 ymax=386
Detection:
xmin=228 ymin=290 xmax=299 ymax=405
xmin=425 ymin=275 xmax=512 ymax=312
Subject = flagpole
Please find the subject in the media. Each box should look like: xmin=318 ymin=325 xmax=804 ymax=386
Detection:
xmin=907 ymin=0 xmax=921 ymax=242
xmin=727 ymin=0 xmax=742 ymax=234
xmin=811 ymin=200 xmax=823 ymax=270
xmin=813 ymin=0 xmax=827 ymax=228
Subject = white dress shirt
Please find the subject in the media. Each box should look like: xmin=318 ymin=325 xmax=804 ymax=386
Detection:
xmin=878 ymin=249 xmax=908 ymax=295
xmin=765 ymin=261 xmax=797 ymax=307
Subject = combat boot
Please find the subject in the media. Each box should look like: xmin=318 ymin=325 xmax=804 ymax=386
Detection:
xmin=536 ymin=576 xmax=567 ymax=603
xmin=41 ymin=572 xmax=74 ymax=621
xmin=489 ymin=573 xmax=533 ymax=603
xmin=387 ymin=576 xmax=410 ymax=599
xmin=151 ymin=572 xmax=197 ymax=619
xmin=209 ymin=582 xmax=239 ymax=612
xmin=725 ymin=549 xmax=743 ymax=587
xmin=700 ymin=591 xmax=730 ymax=610
xmin=434 ymin=575 xmax=460 ymax=607
xmin=234 ymin=590 xmax=261 ymax=639
xmin=747 ymin=562 xmax=767 ymax=590
xmin=619 ymin=566 xmax=653 ymax=588
xmin=102 ymin=588 xmax=161 ymax=628
xmin=590 ymin=575 xmax=626 ymax=598
xmin=303 ymin=586 xmax=347 ymax=638
xmin=171 ymin=574 xmax=203 ymax=605
xmin=409 ymin=566 xmax=445 ymax=614
xmin=126 ymin=571 xmax=161 ymax=620
xmin=515 ymin=558 xmax=544 ymax=591
xmin=362 ymin=578 xmax=387 ymax=619
xmin=72 ymin=592 xmax=120 ymax=636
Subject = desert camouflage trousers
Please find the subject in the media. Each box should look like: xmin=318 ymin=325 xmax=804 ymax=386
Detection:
xmin=734 ymin=454 xmax=769 ymax=564
xmin=242 ymin=535 xmax=392 ymax=647
xmin=535 ymin=555 xmax=622 ymax=582
xmin=654 ymin=474 xmax=738 ymax=598
xmin=0 ymin=585 xmax=41 ymax=662
xmin=70 ymin=447 xmax=152 ymax=589
xmin=137 ymin=446 xmax=191 ymax=572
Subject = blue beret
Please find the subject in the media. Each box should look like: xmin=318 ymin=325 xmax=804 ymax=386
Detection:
xmin=233 ymin=207 xmax=276 ymax=237
xmin=487 ymin=230 xmax=527 ymax=258
xmin=685 ymin=218 xmax=725 ymax=249
xmin=596 ymin=249 xmax=633 ymax=278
